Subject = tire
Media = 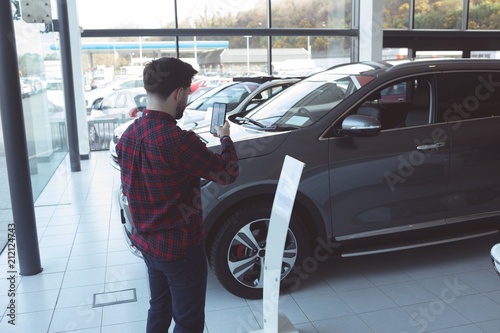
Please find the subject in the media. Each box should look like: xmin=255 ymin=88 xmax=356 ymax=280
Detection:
xmin=209 ymin=201 xmax=309 ymax=299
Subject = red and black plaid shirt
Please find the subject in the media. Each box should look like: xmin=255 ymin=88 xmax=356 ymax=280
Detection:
xmin=117 ymin=109 xmax=239 ymax=260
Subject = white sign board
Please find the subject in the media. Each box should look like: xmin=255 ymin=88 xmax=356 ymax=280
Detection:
xmin=249 ymin=155 xmax=305 ymax=333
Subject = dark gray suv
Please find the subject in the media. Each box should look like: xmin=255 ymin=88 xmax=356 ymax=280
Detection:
xmin=117 ymin=59 xmax=500 ymax=299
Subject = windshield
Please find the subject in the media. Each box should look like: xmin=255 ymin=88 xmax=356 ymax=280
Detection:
xmin=246 ymin=73 xmax=375 ymax=129
xmin=188 ymin=82 xmax=259 ymax=112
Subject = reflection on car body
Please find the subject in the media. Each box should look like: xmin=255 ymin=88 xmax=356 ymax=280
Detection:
xmin=113 ymin=59 xmax=500 ymax=299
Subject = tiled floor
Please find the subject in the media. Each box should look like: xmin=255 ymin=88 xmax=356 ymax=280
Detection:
xmin=1 ymin=150 xmax=500 ymax=332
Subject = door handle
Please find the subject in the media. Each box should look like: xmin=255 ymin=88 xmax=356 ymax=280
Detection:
xmin=416 ymin=142 xmax=446 ymax=151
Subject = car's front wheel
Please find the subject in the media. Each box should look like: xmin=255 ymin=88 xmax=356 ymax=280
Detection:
xmin=209 ymin=201 xmax=309 ymax=299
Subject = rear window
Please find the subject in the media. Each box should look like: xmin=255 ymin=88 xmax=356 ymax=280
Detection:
xmin=437 ymin=72 xmax=500 ymax=122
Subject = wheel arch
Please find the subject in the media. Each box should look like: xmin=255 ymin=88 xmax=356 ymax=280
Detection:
xmin=203 ymin=183 xmax=326 ymax=256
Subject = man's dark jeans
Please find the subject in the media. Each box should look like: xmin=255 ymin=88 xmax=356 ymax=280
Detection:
xmin=142 ymin=245 xmax=207 ymax=333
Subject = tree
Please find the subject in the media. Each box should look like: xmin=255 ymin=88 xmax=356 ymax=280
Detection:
xmin=468 ymin=0 xmax=500 ymax=29
xmin=159 ymin=1 xmax=500 ymax=55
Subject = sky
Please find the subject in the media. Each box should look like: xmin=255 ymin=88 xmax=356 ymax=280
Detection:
xmin=73 ymin=0 xmax=261 ymax=29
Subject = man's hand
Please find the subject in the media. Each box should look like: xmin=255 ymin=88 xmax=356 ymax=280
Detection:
xmin=215 ymin=121 xmax=230 ymax=138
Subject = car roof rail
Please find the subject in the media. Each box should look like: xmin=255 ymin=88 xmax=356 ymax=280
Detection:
xmin=232 ymin=75 xmax=305 ymax=83
xmin=232 ymin=76 xmax=279 ymax=83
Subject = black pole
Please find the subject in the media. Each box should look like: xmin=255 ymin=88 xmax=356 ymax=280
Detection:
xmin=0 ymin=0 xmax=42 ymax=276
xmin=57 ymin=0 xmax=81 ymax=172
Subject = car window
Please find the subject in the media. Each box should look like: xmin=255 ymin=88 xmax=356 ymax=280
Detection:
xmin=101 ymin=94 xmax=117 ymax=109
xmin=380 ymin=82 xmax=407 ymax=103
xmin=269 ymin=85 xmax=286 ymax=98
xmin=188 ymin=83 xmax=235 ymax=110
xmin=114 ymin=93 xmax=128 ymax=108
xmin=118 ymin=79 xmax=143 ymax=89
xmin=437 ymin=71 xmax=500 ymax=122
xmin=355 ymin=76 xmax=434 ymax=131
xmin=250 ymin=76 xmax=356 ymax=128
xmin=249 ymin=83 xmax=292 ymax=103
xmin=189 ymin=82 xmax=259 ymax=112
xmin=119 ymin=81 xmax=137 ymax=89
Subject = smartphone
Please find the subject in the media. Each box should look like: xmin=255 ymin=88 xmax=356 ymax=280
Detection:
xmin=210 ymin=102 xmax=227 ymax=134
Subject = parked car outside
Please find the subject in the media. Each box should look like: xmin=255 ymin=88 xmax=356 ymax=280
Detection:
xmin=24 ymin=76 xmax=43 ymax=94
xmin=85 ymin=76 xmax=144 ymax=113
xmin=20 ymin=78 xmax=32 ymax=98
xmin=187 ymin=85 xmax=216 ymax=104
xmin=109 ymin=76 xmax=302 ymax=169
xmin=90 ymin=75 xmax=111 ymax=90
xmin=190 ymin=76 xmax=232 ymax=93
xmin=115 ymin=59 xmax=500 ymax=299
xmin=45 ymin=80 xmax=65 ymax=112
xmin=88 ymin=87 xmax=146 ymax=148
xmin=180 ymin=76 xmax=303 ymax=130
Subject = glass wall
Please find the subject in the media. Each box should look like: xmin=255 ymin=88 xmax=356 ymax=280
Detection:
xmin=383 ymin=0 xmax=410 ymax=29
xmin=0 ymin=8 xmax=67 ymax=252
xmin=77 ymin=0 xmax=357 ymax=94
xmin=384 ymin=0 xmax=500 ymax=30
xmin=271 ymin=0 xmax=352 ymax=29
xmin=383 ymin=0 xmax=500 ymax=60
xmin=469 ymin=0 xmax=500 ymax=29
xmin=414 ymin=0 xmax=463 ymax=29
xmin=14 ymin=19 xmax=68 ymax=199
xmin=177 ymin=0 xmax=267 ymax=28
xmin=3 ymin=0 xmax=499 ymax=252
xmin=0 ymin=113 xmax=13 ymax=252
xmin=76 ymin=0 xmax=175 ymax=29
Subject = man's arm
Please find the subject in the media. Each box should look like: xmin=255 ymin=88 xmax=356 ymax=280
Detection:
xmin=176 ymin=131 xmax=239 ymax=184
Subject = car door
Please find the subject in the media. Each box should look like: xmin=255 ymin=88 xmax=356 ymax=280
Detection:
xmin=436 ymin=71 xmax=500 ymax=223
xmin=328 ymin=75 xmax=451 ymax=240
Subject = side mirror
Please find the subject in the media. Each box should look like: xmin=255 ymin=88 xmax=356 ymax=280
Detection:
xmin=340 ymin=114 xmax=381 ymax=137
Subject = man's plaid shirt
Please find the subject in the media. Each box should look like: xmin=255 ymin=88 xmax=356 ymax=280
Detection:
xmin=117 ymin=109 xmax=239 ymax=260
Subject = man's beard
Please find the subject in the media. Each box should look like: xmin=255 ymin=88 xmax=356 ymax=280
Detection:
xmin=175 ymin=100 xmax=186 ymax=119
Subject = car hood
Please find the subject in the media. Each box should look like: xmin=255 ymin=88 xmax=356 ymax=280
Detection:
xmin=111 ymin=116 xmax=289 ymax=161
xmin=177 ymin=108 xmax=209 ymax=129
xmin=194 ymin=123 xmax=289 ymax=160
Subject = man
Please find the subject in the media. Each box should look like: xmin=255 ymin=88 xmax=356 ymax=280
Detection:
xmin=116 ymin=57 xmax=239 ymax=333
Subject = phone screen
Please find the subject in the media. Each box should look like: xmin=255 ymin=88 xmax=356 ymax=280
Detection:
xmin=210 ymin=102 xmax=227 ymax=134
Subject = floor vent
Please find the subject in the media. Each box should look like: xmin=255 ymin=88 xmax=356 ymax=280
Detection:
xmin=93 ymin=288 xmax=137 ymax=308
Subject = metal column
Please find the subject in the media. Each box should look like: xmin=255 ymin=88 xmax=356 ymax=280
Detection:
xmin=57 ymin=0 xmax=81 ymax=172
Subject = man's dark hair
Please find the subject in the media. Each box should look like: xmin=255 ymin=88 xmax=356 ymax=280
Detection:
xmin=143 ymin=57 xmax=198 ymax=100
